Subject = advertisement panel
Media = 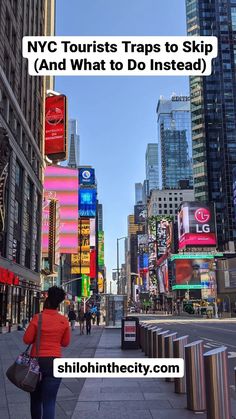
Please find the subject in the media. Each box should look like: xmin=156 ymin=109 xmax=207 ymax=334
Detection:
xmin=81 ymin=274 xmax=90 ymax=297
xmin=157 ymin=259 xmax=169 ymax=293
xmin=98 ymin=231 xmax=104 ymax=268
xmin=71 ymin=219 xmax=90 ymax=274
xmin=138 ymin=234 xmax=149 ymax=254
xmin=178 ymin=202 xmax=216 ymax=249
xmin=79 ymin=168 xmax=95 ymax=185
xmin=42 ymin=166 xmax=78 ymax=254
xmin=172 ymin=257 xmax=216 ymax=291
xmin=134 ymin=204 xmax=147 ymax=224
xmin=90 ymin=249 xmax=96 ymax=278
xmin=98 ymin=271 xmax=104 ymax=293
xmin=45 ymin=95 xmax=67 ymax=160
xmin=90 ymin=218 xmax=96 ymax=247
xmin=149 ymin=216 xmax=173 ymax=257
xmin=79 ymin=188 xmax=97 ymax=217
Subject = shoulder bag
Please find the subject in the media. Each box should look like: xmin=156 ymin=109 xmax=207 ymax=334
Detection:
xmin=6 ymin=313 xmax=42 ymax=392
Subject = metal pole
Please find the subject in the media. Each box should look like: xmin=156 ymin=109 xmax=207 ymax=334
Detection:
xmin=173 ymin=335 xmax=188 ymax=394
xmin=157 ymin=330 xmax=169 ymax=358
xmin=152 ymin=328 xmax=162 ymax=358
xmin=164 ymin=332 xmax=177 ymax=382
xmin=185 ymin=340 xmax=206 ymax=413
xmin=204 ymin=347 xmax=231 ymax=419
xmin=117 ymin=238 xmax=119 ymax=295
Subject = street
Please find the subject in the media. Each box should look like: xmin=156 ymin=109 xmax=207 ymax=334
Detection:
xmin=138 ymin=314 xmax=236 ymax=387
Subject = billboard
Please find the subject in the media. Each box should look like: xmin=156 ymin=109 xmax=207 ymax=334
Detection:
xmin=134 ymin=204 xmax=147 ymax=224
xmin=98 ymin=231 xmax=104 ymax=268
xmin=90 ymin=249 xmax=96 ymax=278
xmin=71 ymin=219 xmax=90 ymax=274
xmin=98 ymin=271 xmax=104 ymax=293
xmin=42 ymin=166 xmax=78 ymax=254
xmin=79 ymin=188 xmax=97 ymax=217
xmin=90 ymin=218 xmax=96 ymax=247
xmin=81 ymin=274 xmax=90 ymax=297
xmin=178 ymin=202 xmax=216 ymax=249
xmin=172 ymin=257 xmax=216 ymax=291
xmin=149 ymin=216 xmax=173 ymax=258
xmin=79 ymin=168 xmax=95 ymax=185
xmin=157 ymin=259 xmax=169 ymax=293
xmin=45 ymin=95 xmax=67 ymax=160
xmin=138 ymin=234 xmax=149 ymax=254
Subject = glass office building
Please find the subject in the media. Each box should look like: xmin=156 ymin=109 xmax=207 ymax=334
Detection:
xmin=61 ymin=119 xmax=80 ymax=168
xmin=157 ymin=97 xmax=193 ymax=189
xmin=186 ymin=0 xmax=236 ymax=250
xmin=145 ymin=143 xmax=159 ymax=195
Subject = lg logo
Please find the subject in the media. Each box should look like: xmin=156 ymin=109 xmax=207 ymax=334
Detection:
xmin=194 ymin=208 xmax=211 ymax=224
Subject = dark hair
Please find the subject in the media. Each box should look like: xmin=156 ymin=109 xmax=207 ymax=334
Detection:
xmin=47 ymin=286 xmax=66 ymax=309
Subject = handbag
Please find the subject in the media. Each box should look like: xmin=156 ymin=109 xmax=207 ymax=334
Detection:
xmin=6 ymin=313 xmax=42 ymax=393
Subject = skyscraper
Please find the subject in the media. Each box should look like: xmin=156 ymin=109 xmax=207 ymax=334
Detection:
xmin=135 ymin=183 xmax=143 ymax=204
xmin=186 ymin=0 xmax=236 ymax=250
xmin=61 ymin=119 xmax=80 ymax=168
xmin=145 ymin=143 xmax=159 ymax=195
xmin=0 ymin=0 xmax=54 ymax=331
xmin=157 ymin=96 xmax=193 ymax=190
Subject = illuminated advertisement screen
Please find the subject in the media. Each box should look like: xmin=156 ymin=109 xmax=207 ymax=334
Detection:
xmin=90 ymin=218 xmax=96 ymax=247
xmin=90 ymin=249 xmax=96 ymax=278
xmin=149 ymin=216 xmax=173 ymax=258
xmin=172 ymin=258 xmax=216 ymax=291
xmin=98 ymin=231 xmax=104 ymax=268
xmin=42 ymin=166 xmax=78 ymax=254
xmin=79 ymin=168 xmax=95 ymax=185
xmin=81 ymin=274 xmax=90 ymax=297
xmin=79 ymin=188 xmax=97 ymax=217
xmin=45 ymin=95 xmax=67 ymax=160
xmin=98 ymin=272 xmax=104 ymax=293
xmin=178 ymin=202 xmax=216 ymax=249
xmin=71 ymin=219 xmax=90 ymax=274
xmin=157 ymin=259 xmax=169 ymax=293
xmin=138 ymin=234 xmax=148 ymax=254
xmin=134 ymin=204 xmax=147 ymax=224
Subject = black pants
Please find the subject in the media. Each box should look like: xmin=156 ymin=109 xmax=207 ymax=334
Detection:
xmin=86 ymin=321 xmax=91 ymax=334
xmin=30 ymin=357 xmax=61 ymax=419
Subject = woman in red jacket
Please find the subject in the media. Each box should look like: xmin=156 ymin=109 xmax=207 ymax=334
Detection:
xmin=23 ymin=286 xmax=70 ymax=419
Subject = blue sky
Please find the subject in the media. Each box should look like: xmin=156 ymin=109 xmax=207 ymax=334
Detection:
xmin=56 ymin=0 xmax=189 ymax=283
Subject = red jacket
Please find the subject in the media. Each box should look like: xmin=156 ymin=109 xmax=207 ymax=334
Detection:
xmin=23 ymin=309 xmax=70 ymax=357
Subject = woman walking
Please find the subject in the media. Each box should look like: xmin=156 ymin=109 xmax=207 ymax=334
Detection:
xmin=68 ymin=306 xmax=76 ymax=331
xmin=23 ymin=286 xmax=70 ymax=419
xmin=84 ymin=307 xmax=92 ymax=335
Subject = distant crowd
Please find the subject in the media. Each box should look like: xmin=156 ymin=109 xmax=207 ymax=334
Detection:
xmin=67 ymin=302 xmax=101 ymax=335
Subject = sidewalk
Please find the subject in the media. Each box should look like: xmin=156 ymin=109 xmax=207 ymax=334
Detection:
xmin=0 ymin=324 xmax=103 ymax=419
xmin=1 ymin=327 xmax=236 ymax=419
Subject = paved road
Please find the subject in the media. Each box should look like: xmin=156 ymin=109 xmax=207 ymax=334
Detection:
xmin=137 ymin=315 xmax=236 ymax=387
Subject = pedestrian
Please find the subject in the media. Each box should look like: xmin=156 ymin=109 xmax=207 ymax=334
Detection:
xmin=96 ymin=309 xmax=100 ymax=326
xmin=68 ymin=306 xmax=76 ymax=331
xmin=78 ymin=306 xmax=85 ymax=335
xmin=23 ymin=286 xmax=70 ymax=419
xmin=84 ymin=307 xmax=92 ymax=335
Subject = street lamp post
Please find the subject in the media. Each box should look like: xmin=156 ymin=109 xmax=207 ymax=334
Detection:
xmin=117 ymin=236 xmax=126 ymax=295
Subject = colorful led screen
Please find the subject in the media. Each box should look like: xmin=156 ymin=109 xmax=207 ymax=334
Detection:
xmin=42 ymin=166 xmax=78 ymax=254
xmin=172 ymin=258 xmax=216 ymax=291
xmin=45 ymin=95 xmax=67 ymax=160
xmin=79 ymin=188 xmax=97 ymax=217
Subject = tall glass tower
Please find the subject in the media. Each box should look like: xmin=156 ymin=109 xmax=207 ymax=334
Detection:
xmin=61 ymin=119 xmax=80 ymax=168
xmin=145 ymin=143 xmax=159 ymax=195
xmin=157 ymin=97 xmax=193 ymax=189
xmin=186 ymin=0 xmax=236 ymax=250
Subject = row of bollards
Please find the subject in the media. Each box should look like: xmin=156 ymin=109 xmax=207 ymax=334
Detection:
xmin=139 ymin=323 xmax=232 ymax=419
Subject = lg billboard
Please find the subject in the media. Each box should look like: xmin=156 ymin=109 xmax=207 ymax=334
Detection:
xmin=178 ymin=202 xmax=217 ymax=249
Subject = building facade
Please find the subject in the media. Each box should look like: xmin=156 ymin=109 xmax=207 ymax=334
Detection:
xmin=0 ymin=1 xmax=52 ymax=332
xmin=157 ymin=96 xmax=193 ymax=190
xmin=60 ymin=119 xmax=80 ymax=168
xmin=148 ymin=189 xmax=194 ymax=222
xmin=145 ymin=143 xmax=159 ymax=196
xmin=186 ymin=0 xmax=236 ymax=251
xmin=135 ymin=182 xmax=143 ymax=204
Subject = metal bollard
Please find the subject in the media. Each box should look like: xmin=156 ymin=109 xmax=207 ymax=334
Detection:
xmin=150 ymin=327 xmax=161 ymax=358
xmin=234 ymin=366 xmax=236 ymax=392
xmin=173 ymin=335 xmax=188 ymax=394
xmin=147 ymin=325 xmax=157 ymax=357
xmin=164 ymin=332 xmax=177 ymax=382
xmin=204 ymin=347 xmax=231 ymax=419
xmin=157 ymin=330 xmax=169 ymax=358
xmin=185 ymin=340 xmax=206 ymax=413
xmin=145 ymin=325 xmax=155 ymax=356
xmin=152 ymin=328 xmax=162 ymax=358
xmin=140 ymin=323 xmax=147 ymax=351
xmin=144 ymin=324 xmax=151 ymax=355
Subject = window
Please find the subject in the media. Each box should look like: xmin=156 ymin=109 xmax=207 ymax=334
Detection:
xmin=15 ymin=162 xmax=22 ymax=187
